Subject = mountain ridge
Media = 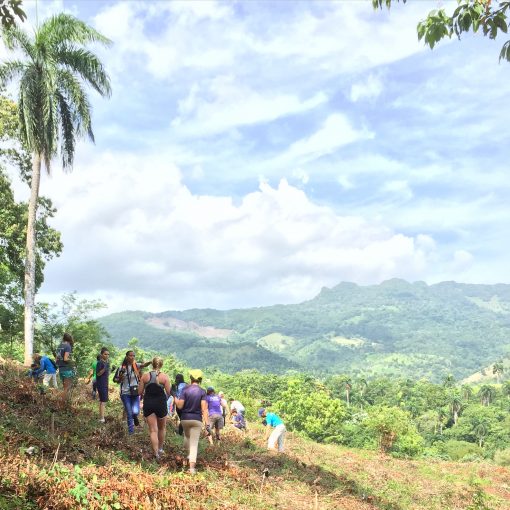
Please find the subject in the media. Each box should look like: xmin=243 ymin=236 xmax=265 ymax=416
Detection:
xmin=99 ymin=279 xmax=510 ymax=381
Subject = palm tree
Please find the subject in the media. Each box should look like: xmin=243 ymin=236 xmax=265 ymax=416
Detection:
xmin=448 ymin=393 xmax=462 ymax=425
xmin=443 ymin=374 xmax=456 ymax=389
xmin=461 ymin=384 xmax=473 ymax=402
xmin=0 ymin=14 xmax=111 ymax=365
xmin=493 ymin=361 xmax=504 ymax=383
xmin=478 ymin=385 xmax=496 ymax=407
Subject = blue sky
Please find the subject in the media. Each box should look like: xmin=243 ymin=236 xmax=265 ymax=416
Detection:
xmin=7 ymin=0 xmax=510 ymax=312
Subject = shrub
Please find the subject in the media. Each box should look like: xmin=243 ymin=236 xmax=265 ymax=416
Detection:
xmin=494 ymin=448 xmax=510 ymax=466
xmin=438 ymin=440 xmax=483 ymax=461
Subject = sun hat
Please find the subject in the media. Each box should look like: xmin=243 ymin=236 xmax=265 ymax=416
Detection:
xmin=258 ymin=407 xmax=266 ymax=417
xmin=189 ymin=369 xmax=203 ymax=381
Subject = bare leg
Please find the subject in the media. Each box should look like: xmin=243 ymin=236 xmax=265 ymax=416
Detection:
xmin=146 ymin=414 xmax=159 ymax=456
xmin=157 ymin=417 xmax=166 ymax=451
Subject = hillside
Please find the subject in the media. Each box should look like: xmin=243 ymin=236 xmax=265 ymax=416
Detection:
xmin=1 ymin=362 xmax=509 ymax=510
xmin=99 ymin=279 xmax=510 ymax=381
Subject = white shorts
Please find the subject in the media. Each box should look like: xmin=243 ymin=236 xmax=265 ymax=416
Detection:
xmin=43 ymin=373 xmax=58 ymax=388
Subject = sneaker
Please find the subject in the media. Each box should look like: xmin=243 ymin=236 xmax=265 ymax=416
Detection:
xmin=189 ymin=467 xmax=197 ymax=475
xmin=133 ymin=416 xmax=139 ymax=426
xmin=158 ymin=448 xmax=164 ymax=455
xmin=98 ymin=418 xmax=105 ymax=423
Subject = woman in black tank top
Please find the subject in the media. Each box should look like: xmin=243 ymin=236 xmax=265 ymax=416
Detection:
xmin=138 ymin=357 xmax=171 ymax=460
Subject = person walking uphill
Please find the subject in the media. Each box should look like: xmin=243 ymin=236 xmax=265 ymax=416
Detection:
xmin=175 ymin=369 xmax=208 ymax=475
xmin=56 ymin=333 xmax=76 ymax=406
xmin=113 ymin=350 xmax=150 ymax=434
xmin=138 ymin=357 xmax=171 ymax=461
xmin=95 ymin=347 xmax=110 ymax=423
xmin=205 ymin=387 xmax=227 ymax=443
xmin=258 ymin=408 xmax=286 ymax=453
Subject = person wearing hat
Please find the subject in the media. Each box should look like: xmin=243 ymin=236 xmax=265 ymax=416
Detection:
xmin=175 ymin=369 xmax=208 ymax=474
xmin=205 ymin=386 xmax=227 ymax=443
xmin=258 ymin=408 xmax=286 ymax=453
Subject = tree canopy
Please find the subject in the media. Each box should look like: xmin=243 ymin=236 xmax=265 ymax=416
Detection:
xmin=373 ymin=0 xmax=510 ymax=61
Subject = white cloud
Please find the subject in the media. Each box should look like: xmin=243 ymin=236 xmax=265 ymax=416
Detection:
xmin=350 ymin=74 xmax=384 ymax=103
xmin=172 ymin=76 xmax=327 ymax=137
xmin=37 ymin=151 xmax=440 ymax=311
xmin=276 ymin=114 xmax=374 ymax=167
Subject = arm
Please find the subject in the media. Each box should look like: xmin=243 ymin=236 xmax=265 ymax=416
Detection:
xmin=96 ymin=363 xmax=106 ymax=378
xmin=85 ymin=368 xmax=94 ymax=383
xmin=201 ymin=399 xmax=209 ymax=426
xmin=163 ymin=376 xmax=171 ymax=397
xmin=138 ymin=374 xmax=147 ymax=396
xmin=140 ymin=361 xmax=151 ymax=369
xmin=264 ymin=424 xmax=272 ymax=440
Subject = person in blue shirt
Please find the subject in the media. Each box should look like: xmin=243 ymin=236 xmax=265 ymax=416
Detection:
xmin=258 ymin=408 xmax=286 ymax=453
xmin=32 ymin=353 xmax=58 ymax=388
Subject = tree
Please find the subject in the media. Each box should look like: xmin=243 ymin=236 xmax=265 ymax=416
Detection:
xmin=0 ymin=1 xmax=25 ymax=29
xmin=443 ymin=374 xmax=456 ymax=389
xmin=493 ymin=361 xmax=505 ymax=383
xmin=0 ymin=14 xmax=111 ymax=365
xmin=479 ymin=384 xmax=496 ymax=406
xmin=448 ymin=392 xmax=463 ymax=425
xmin=373 ymin=0 xmax=510 ymax=62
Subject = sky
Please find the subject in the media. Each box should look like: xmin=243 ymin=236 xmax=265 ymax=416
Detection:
xmin=5 ymin=0 xmax=510 ymax=313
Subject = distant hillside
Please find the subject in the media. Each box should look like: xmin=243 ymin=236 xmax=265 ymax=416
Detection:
xmin=99 ymin=279 xmax=510 ymax=381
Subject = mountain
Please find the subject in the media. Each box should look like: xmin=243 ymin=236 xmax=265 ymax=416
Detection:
xmin=98 ymin=279 xmax=510 ymax=381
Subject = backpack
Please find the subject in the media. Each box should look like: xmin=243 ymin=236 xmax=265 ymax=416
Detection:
xmin=145 ymin=371 xmax=166 ymax=398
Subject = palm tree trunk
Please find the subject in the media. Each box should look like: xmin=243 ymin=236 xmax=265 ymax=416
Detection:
xmin=23 ymin=152 xmax=41 ymax=366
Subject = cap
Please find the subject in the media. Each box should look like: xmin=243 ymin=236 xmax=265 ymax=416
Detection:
xmin=258 ymin=407 xmax=266 ymax=417
xmin=189 ymin=369 xmax=203 ymax=381
xmin=207 ymin=386 xmax=214 ymax=392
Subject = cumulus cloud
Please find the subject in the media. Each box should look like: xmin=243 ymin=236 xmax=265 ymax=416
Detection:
xmin=37 ymin=151 xmax=440 ymax=312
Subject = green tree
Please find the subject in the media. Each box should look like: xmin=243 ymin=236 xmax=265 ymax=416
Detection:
xmin=448 ymin=392 xmax=463 ymax=425
xmin=443 ymin=373 xmax=456 ymax=389
xmin=493 ymin=361 xmax=504 ymax=383
xmin=0 ymin=1 xmax=25 ymax=29
xmin=479 ymin=384 xmax=496 ymax=406
xmin=0 ymin=14 xmax=112 ymax=365
xmin=373 ymin=0 xmax=510 ymax=62
xmin=36 ymin=293 xmax=111 ymax=376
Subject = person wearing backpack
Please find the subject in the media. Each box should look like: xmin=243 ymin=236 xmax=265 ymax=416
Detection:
xmin=32 ymin=353 xmax=58 ymax=388
xmin=138 ymin=357 xmax=171 ymax=461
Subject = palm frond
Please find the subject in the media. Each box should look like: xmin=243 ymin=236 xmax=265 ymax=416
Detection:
xmin=55 ymin=91 xmax=75 ymax=170
xmin=56 ymin=69 xmax=93 ymax=142
xmin=1 ymin=24 xmax=36 ymax=59
xmin=0 ymin=60 xmax=26 ymax=87
xmin=37 ymin=13 xmax=112 ymax=47
xmin=54 ymin=45 xmax=111 ymax=98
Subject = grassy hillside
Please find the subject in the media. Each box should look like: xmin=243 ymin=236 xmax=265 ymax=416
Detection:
xmin=1 ymin=362 xmax=509 ymax=509
xmin=99 ymin=280 xmax=510 ymax=381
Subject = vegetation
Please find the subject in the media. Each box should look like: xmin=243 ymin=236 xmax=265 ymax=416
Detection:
xmin=99 ymin=280 xmax=510 ymax=381
xmin=374 ymin=0 xmax=510 ymax=62
xmin=0 ymin=13 xmax=111 ymax=365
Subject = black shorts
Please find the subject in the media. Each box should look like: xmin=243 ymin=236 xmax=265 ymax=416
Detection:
xmin=97 ymin=386 xmax=108 ymax=403
xmin=143 ymin=396 xmax=168 ymax=419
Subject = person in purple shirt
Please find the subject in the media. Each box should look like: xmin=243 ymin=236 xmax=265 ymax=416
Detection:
xmin=205 ymin=387 xmax=227 ymax=443
xmin=175 ymin=369 xmax=208 ymax=474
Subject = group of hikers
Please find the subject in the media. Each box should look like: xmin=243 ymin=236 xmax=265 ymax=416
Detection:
xmin=28 ymin=334 xmax=287 ymax=474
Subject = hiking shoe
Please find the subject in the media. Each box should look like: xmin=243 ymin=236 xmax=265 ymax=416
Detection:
xmin=189 ymin=467 xmax=197 ymax=475
xmin=158 ymin=448 xmax=164 ymax=455
xmin=98 ymin=418 xmax=105 ymax=423
xmin=133 ymin=416 xmax=139 ymax=426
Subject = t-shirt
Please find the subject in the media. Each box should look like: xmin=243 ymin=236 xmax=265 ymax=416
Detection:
xmin=233 ymin=413 xmax=246 ymax=429
xmin=56 ymin=342 xmax=72 ymax=368
xmin=230 ymin=400 xmax=245 ymax=413
xmin=175 ymin=382 xmax=187 ymax=399
xmin=90 ymin=360 xmax=98 ymax=379
xmin=205 ymin=394 xmax=223 ymax=415
xmin=119 ymin=363 xmax=141 ymax=395
xmin=180 ymin=384 xmax=206 ymax=421
xmin=96 ymin=360 xmax=110 ymax=387
xmin=265 ymin=412 xmax=283 ymax=427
